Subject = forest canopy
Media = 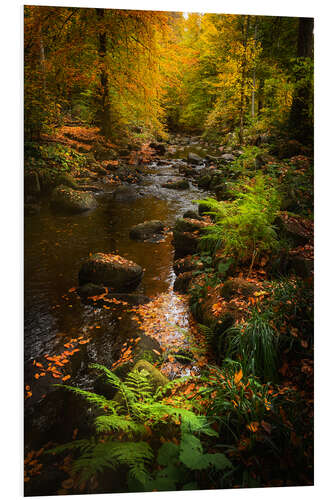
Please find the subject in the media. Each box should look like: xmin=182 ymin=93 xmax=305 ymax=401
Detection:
xmin=24 ymin=7 xmax=313 ymax=146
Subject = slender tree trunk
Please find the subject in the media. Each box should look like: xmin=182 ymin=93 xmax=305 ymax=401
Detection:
xmin=239 ymin=16 xmax=250 ymax=145
xmin=96 ymin=8 xmax=112 ymax=137
xmin=289 ymin=17 xmax=314 ymax=143
xmin=257 ymin=78 xmax=264 ymax=114
xmin=251 ymin=23 xmax=257 ymax=119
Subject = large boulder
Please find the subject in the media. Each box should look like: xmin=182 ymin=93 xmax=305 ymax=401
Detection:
xmin=129 ymin=220 xmax=165 ymax=241
xmin=50 ymin=185 xmax=97 ymax=213
xmin=187 ymin=152 xmax=203 ymax=165
xmin=78 ymin=252 xmax=143 ymax=291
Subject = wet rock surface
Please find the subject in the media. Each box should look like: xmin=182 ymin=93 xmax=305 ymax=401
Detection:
xmin=78 ymin=252 xmax=143 ymax=291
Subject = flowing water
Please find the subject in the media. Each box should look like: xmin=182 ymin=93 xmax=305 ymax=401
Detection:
xmin=24 ymin=142 xmax=215 ymax=478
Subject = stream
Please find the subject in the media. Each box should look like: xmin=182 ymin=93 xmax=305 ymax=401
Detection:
xmin=24 ymin=140 xmax=215 ymax=463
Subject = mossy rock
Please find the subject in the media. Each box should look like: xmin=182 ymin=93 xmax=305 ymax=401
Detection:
xmin=113 ymin=360 xmax=168 ymax=404
xmin=197 ymin=174 xmax=212 ymax=189
xmin=50 ymin=185 xmax=97 ymax=213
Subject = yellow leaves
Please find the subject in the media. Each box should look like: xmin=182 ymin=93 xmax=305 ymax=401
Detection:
xmin=234 ymin=368 xmax=243 ymax=385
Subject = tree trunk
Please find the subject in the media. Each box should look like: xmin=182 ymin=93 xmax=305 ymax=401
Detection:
xmin=257 ymin=78 xmax=264 ymax=114
xmin=251 ymin=23 xmax=257 ymax=118
xmin=289 ymin=17 xmax=314 ymax=144
xmin=239 ymin=16 xmax=250 ymax=145
xmin=96 ymin=8 xmax=112 ymax=137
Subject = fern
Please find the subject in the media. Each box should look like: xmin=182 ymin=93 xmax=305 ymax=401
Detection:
xmin=94 ymin=415 xmax=147 ymax=435
xmin=48 ymin=363 xmax=222 ymax=491
xmin=196 ymin=174 xmax=280 ymax=266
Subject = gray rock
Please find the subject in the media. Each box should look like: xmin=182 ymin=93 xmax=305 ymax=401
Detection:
xmin=220 ymin=153 xmax=236 ymax=163
xmin=50 ymin=185 xmax=97 ymax=213
xmin=129 ymin=220 xmax=165 ymax=241
xmin=187 ymin=152 xmax=203 ymax=165
xmin=78 ymin=252 xmax=143 ymax=291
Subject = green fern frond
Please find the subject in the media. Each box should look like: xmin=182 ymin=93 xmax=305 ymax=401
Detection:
xmin=95 ymin=415 xmax=147 ymax=435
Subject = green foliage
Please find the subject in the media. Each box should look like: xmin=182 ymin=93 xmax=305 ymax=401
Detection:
xmin=48 ymin=363 xmax=227 ymax=491
xmin=199 ymin=360 xmax=275 ymax=442
xmin=197 ymin=173 xmax=280 ymax=265
xmin=25 ymin=143 xmax=88 ymax=175
xmin=141 ymin=432 xmax=232 ymax=492
xmin=189 ymin=273 xmax=220 ymax=320
xmin=224 ymin=308 xmax=278 ymax=382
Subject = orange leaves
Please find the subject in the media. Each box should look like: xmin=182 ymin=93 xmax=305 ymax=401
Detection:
xmin=30 ymin=335 xmax=91 ymax=393
xmin=247 ymin=421 xmax=259 ymax=433
xmin=234 ymin=368 xmax=243 ymax=386
xmin=212 ymin=300 xmax=223 ymax=317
